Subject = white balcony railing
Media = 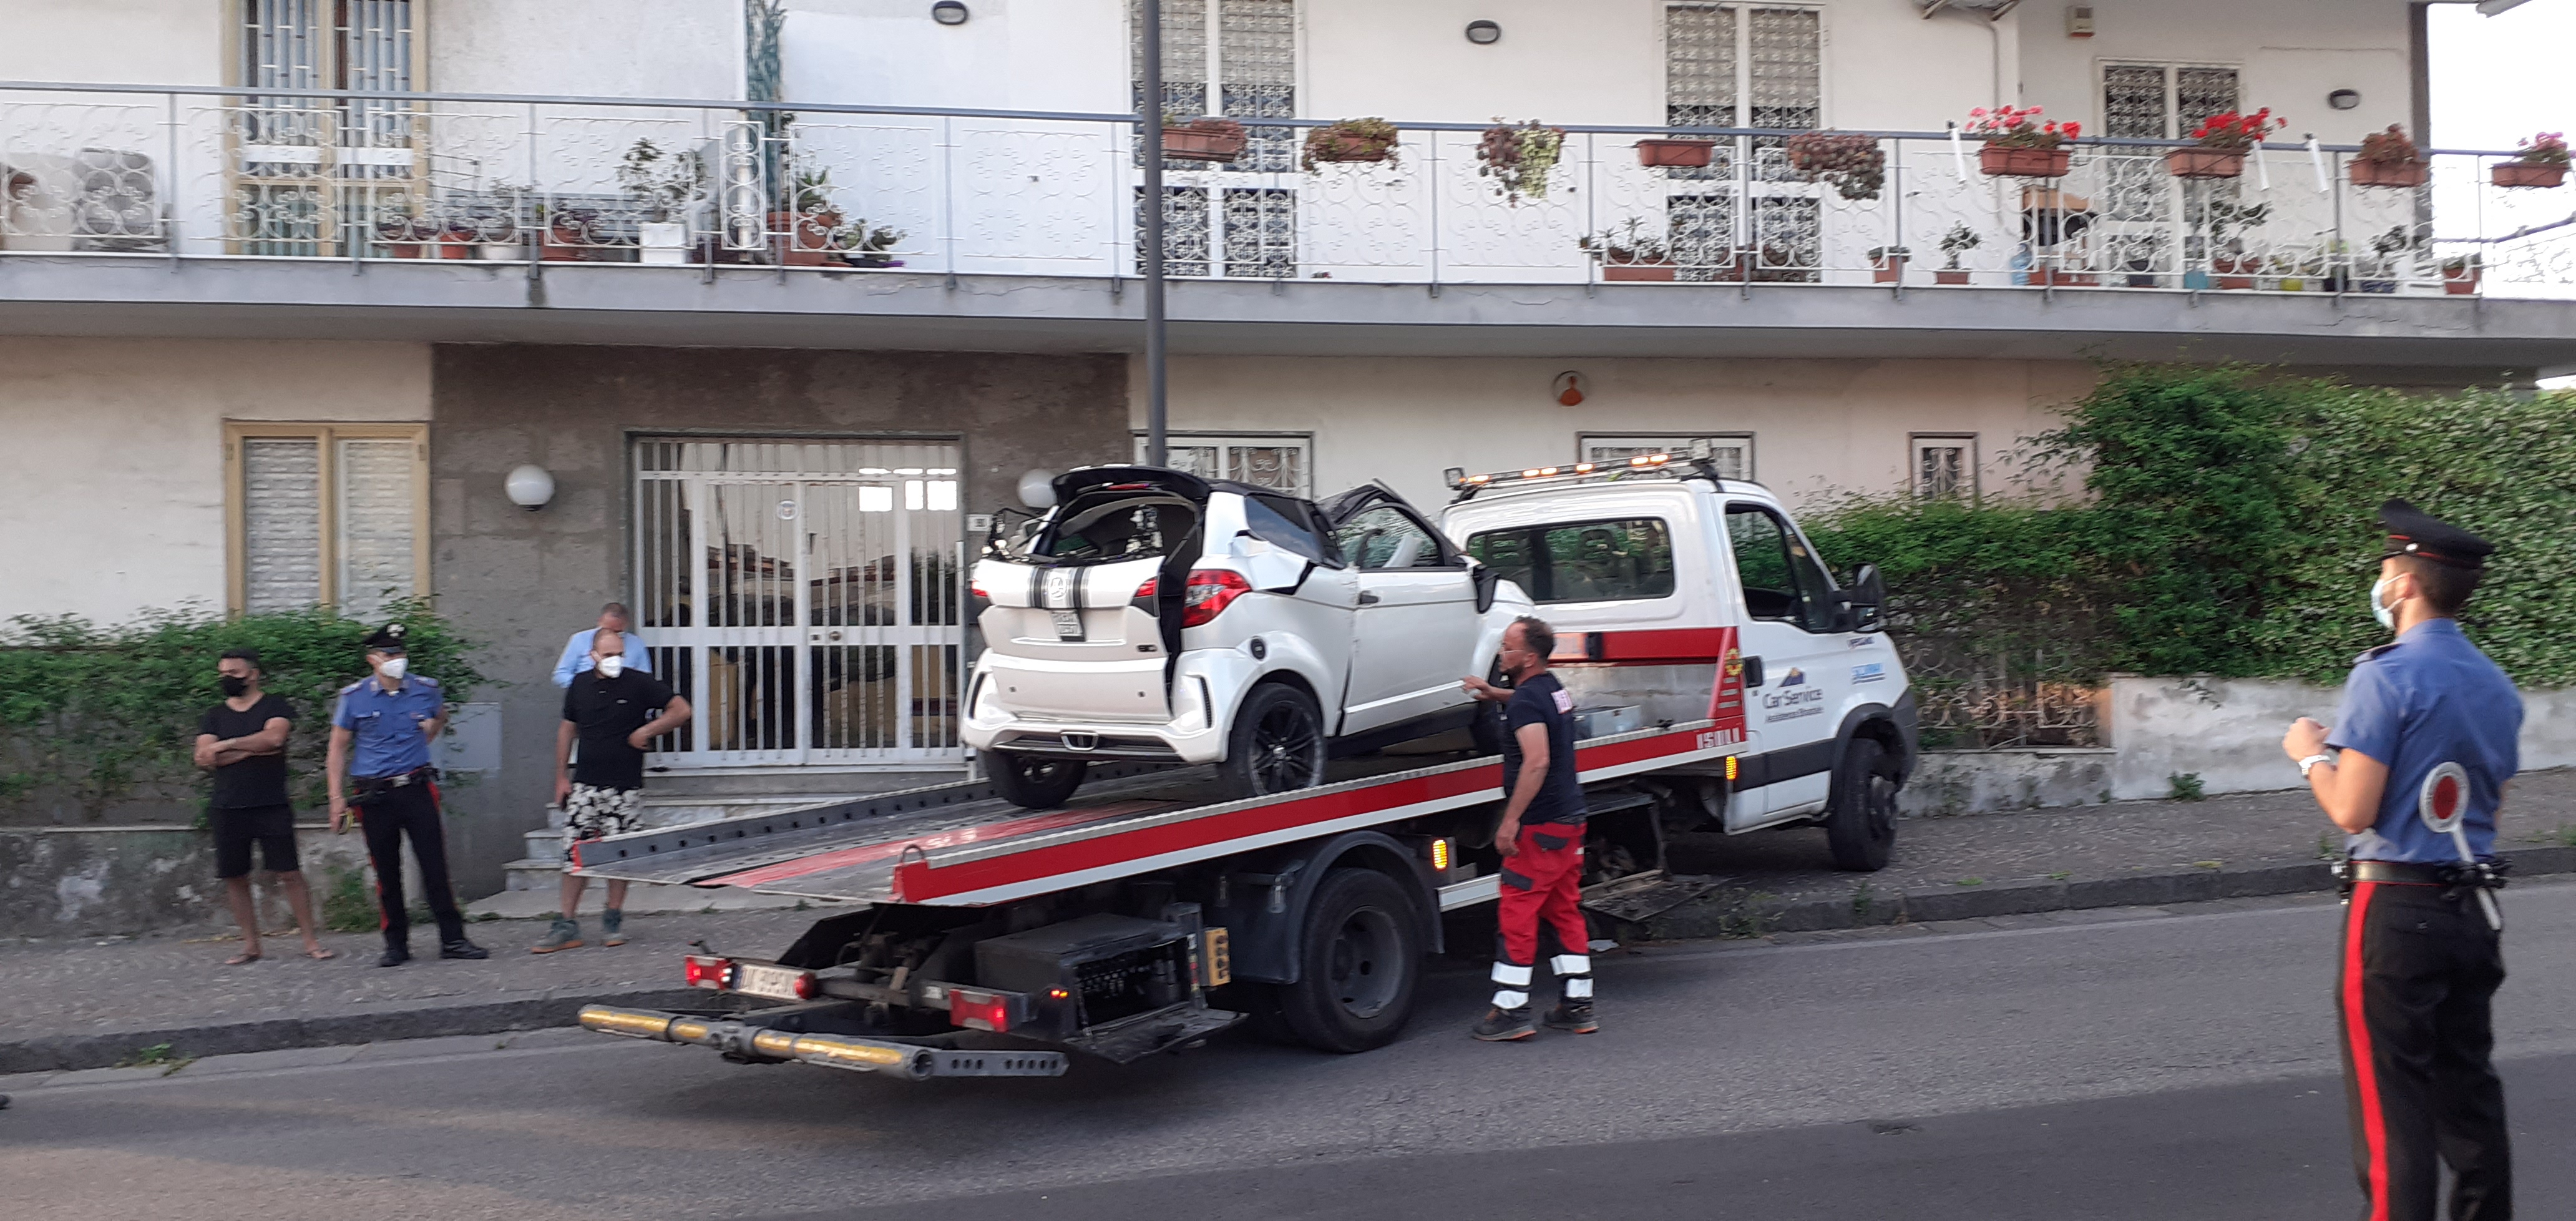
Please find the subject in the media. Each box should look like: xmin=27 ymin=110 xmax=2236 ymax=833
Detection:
xmin=4 ymin=82 xmax=2571 ymax=299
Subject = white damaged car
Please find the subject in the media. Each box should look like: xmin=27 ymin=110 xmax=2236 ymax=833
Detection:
xmin=964 ymin=466 xmax=1530 ymax=808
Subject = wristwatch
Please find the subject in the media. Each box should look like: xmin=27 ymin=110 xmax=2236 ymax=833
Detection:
xmin=2298 ymin=752 xmax=2336 ymax=778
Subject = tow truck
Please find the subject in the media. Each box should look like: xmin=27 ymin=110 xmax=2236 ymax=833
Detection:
xmin=575 ymin=448 xmax=1917 ymax=1079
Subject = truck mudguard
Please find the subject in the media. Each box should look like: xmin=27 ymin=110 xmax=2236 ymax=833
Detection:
xmin=1211 ymin=830 xmax=1445 ymax=984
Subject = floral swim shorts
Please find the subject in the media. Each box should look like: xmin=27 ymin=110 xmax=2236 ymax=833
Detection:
xmin=562 ymin=783 xmax=645 ymax=868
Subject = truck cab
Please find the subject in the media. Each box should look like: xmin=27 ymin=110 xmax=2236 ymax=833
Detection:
xmin=1438 ymin=449 xmax=1918 ymax=869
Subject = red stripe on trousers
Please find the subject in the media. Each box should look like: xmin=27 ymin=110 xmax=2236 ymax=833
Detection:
xmin=2343 ymin=880 xmax=2389 ymax=1221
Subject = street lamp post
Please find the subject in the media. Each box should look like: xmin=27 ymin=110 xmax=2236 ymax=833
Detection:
xmin=1139 ymin=0 xmax=1169 ymax=467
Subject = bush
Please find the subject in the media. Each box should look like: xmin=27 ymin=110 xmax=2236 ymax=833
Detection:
xmin=0 ymin=602 xmax=485 ymax=823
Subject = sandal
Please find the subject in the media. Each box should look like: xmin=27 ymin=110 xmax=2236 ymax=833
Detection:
xmin=223 ymin=951 xmax=261 ymax=966
xmin=303 ymin=946 xmax=338 ymax=961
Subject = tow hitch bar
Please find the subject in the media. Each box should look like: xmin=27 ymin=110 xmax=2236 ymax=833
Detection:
xmin=579 ymin=1005 xmax=1068 ymax=1079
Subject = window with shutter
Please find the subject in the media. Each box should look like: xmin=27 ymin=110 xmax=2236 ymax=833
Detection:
xmin=227 ymin=423 xmax=429 ymax=615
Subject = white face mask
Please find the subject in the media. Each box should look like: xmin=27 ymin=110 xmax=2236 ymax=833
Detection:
xmin=2371 ymin=576 xmax=2401 ymax=632
xmin=596 ymin=654 xmax=626 ymax=679
xmin=377 ymin=656 xmax=409 ymax=681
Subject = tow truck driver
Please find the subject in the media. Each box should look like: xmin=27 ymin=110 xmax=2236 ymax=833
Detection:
xmin=1460 ymin=615 xmax=1596 ymax=1041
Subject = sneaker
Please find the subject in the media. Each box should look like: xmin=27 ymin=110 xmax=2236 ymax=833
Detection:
xmin=376 ymin=946 xmax=412 ymax=968
xmin=530 ymin=918 xmax=583 ymax=954
xmin=1470 ymin=1006 xmax=1536 ymax=1042
xmin=439 ymin=939 xmax=490 ymax=961
xmin=600 ymin=908 xmax=626 ymax=948
xmin=1544 ymin=1001 xmax=1599 ymax=1034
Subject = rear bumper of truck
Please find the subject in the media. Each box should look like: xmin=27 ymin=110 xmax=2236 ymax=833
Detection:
xmin=577 ymin=1004 xmax=1070 ymax=1079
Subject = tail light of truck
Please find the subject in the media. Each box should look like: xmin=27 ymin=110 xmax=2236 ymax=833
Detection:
xmin=684 ymin=954 xmax=734 ymax=990
xmin=949 ymin=988 xmax=1016 ymax=1033
xmin=1181 ymin=569 xmax=1252 ymax=627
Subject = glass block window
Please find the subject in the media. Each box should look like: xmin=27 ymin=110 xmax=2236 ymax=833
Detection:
xmin=1134 ymin=0 xmax=1299 ymax=273
xmin=1745 ymin=7 xmax=1820 ymax=132
xmin=229 ymin=423 xmax=428 ymax=615
xmin=1219 ymin=0 xmax=1297 ymax=172
xmin=2100 ymin=63 xmax=2238 ymax=140
xmin=1663 ymin=6 xmax=1821 ymax=202
xmin=1143 ymin=433 xmax=1312 ymax=497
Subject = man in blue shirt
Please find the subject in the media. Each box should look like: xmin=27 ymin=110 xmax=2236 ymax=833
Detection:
xmin=2281 ymin=499 xmax=2515 ymax=1221
xmin=552 ymin=602 xmax=652 ymax=689
xmin=328 ymin=623 xmax=487 ymax=968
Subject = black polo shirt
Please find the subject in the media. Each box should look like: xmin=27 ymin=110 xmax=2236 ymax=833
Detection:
xmin=1501 ymin=672 xmax=1586 ymax=825
xmin=562 ymin=670 xmax=675 ymax=791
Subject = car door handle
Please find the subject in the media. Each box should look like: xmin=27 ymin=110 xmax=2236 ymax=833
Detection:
xmin=1741 ymin=656 xmax=1765 ymax=688
xmin=1357 ymin=591 xmax=1381 ymax=604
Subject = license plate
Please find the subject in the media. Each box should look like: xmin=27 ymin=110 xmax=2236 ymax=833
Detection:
xmin=734 ymin=963 xmax=809 ymax=1001
xmin=1051 ymin=609 xmax=1084 ymax=639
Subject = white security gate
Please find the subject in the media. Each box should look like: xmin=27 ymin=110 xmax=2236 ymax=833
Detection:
xmin=633 ymin=438 xmax=965 ymax=770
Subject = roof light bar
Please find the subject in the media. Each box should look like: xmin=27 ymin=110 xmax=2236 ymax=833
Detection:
xmin=1446 ymin=451 xmax=1677 ymax=490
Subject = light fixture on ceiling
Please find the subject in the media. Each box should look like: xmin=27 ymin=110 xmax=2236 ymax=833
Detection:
xmin=1465 ymin=19 xmax=1501 ymax=44
xmin=932 ymin=1 xmax=969 ymax=26
xmin=504 ymin=464 xmax=555 ymax=512
xmin=2328 ymin=89 xmax=2361 ymax=111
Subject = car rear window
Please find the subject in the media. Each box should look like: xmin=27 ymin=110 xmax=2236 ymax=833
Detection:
xmin=1464 ymin=517 xmax=1676 ymax=604
xmin=1037 ymin=494 xmax=1199 ymax=564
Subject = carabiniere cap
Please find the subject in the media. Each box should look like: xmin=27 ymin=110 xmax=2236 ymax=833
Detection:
xmin=2378 ymin=498 xmax=2494 ymax=571
xmin=362 ymin=622 xmax=409 ymax=650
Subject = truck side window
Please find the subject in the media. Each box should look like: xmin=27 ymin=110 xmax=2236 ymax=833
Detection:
xmin=1465 ymin=518 xmax=1673 ymax=603
xmin=1245 ymin=494 xmax=1339 ymax=567
xmin=1725 ymin=504 xmax=1836 ymax=631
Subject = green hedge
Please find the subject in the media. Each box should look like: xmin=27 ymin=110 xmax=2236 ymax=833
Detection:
xmin=0 ymin=603 xmax=485 ymax=823
xmin=1804 ymin=365 xmax=2576 ymax=694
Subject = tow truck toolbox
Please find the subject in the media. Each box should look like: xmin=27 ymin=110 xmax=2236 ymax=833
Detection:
xmin=573 ymin=446 xmax=1916 ymax=1079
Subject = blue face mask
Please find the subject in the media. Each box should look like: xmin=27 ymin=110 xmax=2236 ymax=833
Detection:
xmin=2371 ymin=576 xmax=2400 ymax=631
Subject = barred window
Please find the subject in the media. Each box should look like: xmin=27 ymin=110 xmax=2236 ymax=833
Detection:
xmin=227 ymin=423 xmax=429 ymax=619
xmin=1140 ymin=432 xmax=1312 ymax=497
xmin=1579 ymin=434 xmax=1754 ymax=481
xmin=1133 ymin=0 xmax=1298 ymax=277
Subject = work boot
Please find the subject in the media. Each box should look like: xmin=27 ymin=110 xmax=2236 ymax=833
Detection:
xmin=530 ymin=918 xmax=583 ymax=954
xmin=376 ymin=944 xmax=412 ymax=968
xmin=1544 ymin=1001 xmax=1599 ymax=1034
xmin=1470 ymin=1005 xmax=1535 ymax=1042
xmin=439 ymin=939 xmax=490 ymax=960
xmin=600 ymin=908 xmax=627 ymax=948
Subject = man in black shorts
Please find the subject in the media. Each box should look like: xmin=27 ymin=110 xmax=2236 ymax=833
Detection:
xmin=195 ymin=649 xmax=331 ymax=964
xmin=1460 ymin=615 xmax=1595 ymax=1041
xmin=535 ymin=630 xmax=691 ymax=953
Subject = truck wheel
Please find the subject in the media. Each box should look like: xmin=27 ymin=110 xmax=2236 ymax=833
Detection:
xmin=1218 ymin=684 xmax=1325 ymax=800
xmin=1279 ymin=867 xmax=1422 ymax=1053
xmin=1825 ymin=737 xmax=1898 ymax=871
xmin=987 ymin=750 xmax=1087 ymax=809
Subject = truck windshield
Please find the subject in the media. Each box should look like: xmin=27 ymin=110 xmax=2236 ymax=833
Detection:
xmin=1034 ymin=494 xmax=1199 ymax=565
xmin=1464 ymin=517 xmax=1674 ymax=603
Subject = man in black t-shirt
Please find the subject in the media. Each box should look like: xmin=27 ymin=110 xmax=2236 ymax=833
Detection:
xmin=1459 ymin=615 xmax=1596 ymax=1041
xmin=195 ymin=649 xmax=332 ymax=964
xmin=536 ymin=631 xmax=691 ymax=953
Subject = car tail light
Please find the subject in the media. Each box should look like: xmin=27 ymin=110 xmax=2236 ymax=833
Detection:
xmin=684 ymin=954 xmax=734 ymax=990
xmin=949 ymin=988 xmax=1015 ymax=1033
xmin=1134 ymin=576 xmax=1158 ymax=599
xmin=1181 ymin=569 xmax=1252 ymax=627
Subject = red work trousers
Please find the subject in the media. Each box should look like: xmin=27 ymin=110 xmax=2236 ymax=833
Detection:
xmin=1491 ymin=823 xmax=1591 ymax=1008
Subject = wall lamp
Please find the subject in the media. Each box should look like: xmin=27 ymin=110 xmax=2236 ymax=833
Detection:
xmin=932 ymin=2 xmax=970 ymax=26
xmin=505 ymin=464 xmax=555 ymax=511
xmin=1465 ymin=20 xmax=1502 ymax=44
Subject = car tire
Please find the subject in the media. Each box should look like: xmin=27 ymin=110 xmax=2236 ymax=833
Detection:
xmin=1824 ymin=736 xmax=1898 ymax=871
xmin=1217 ymin=683 xmax=1327 ymax=801
xmin=1278 ymin=867 xmax=1422 ymax=1053
xmin=986 ymin=750 xmax=1088 ymax=810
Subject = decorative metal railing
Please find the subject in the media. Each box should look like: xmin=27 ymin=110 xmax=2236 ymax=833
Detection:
xmin=4 ymin=82 xmax=2570 ymax=297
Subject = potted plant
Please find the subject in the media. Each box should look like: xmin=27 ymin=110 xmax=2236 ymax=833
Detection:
xmin=2202 ymin=199 xmax=2270 ymax=288
xmin=768 ymin=155 xmax=842 ymax=266
xmin=1787 ymin=132 xmax=1886 ymax=200
xmin=618 ymin=138 xmax=706 ymax=265
xmin=2493 ymin=131 xmax=2568 ymax=189
xmin=2442 ymin=253 xmax=2482 ymax=295
xmin=2359 ymin=225 xmax=2413 ymax=293
xmin=834 ymin=221 xmax=907 ymax=268
xmin=374 ymin=207 xmax=437 ymax=258
xmin=1162 ymin=115 xmax=1247 ymax=163
xmin=1636 ymin=136 xmax=1714 ymax=168
xmin=2351 ymin=125 xmax=2428 ymax=189
xmin=477 ymin=184 xmax=527 ymax=260
xmin=1866 ymin=245 xmax=1908 ymax=283
xmin=1966 ymin=105 xmax=2078 ymax=177
xmin=1476 ymin=119 xmax=1567 ymax=205
xmin=435 ymin=221 xmax=478 ymax=259
xmin=1578 ymin=217 xmax=1676 ymax=281
xmin=2170 ymin=109 xmax=2280 ymax=179
xmin=1301 ymin=118 xmax=1400 ymax=170
xmin=1935 ymin=223 xmax=1979 ymax=284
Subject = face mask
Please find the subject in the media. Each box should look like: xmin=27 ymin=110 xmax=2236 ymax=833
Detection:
xmin=596 ymin=655 xmax=626 ymax=679
xmin=219 ymin=675 xmax=250 ymax=698
xmin=378 ymin=657 xmax=409 ymax=681
xmin=2371 ymin=576 xmax=2401 ymax=631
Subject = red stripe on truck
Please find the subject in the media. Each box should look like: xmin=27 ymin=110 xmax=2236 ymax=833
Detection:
xmin=700 ymin=800 xmax=1185 ymax=889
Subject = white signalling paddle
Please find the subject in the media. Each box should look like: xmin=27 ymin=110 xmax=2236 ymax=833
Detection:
xmin=2419 ymin=761 xmax=2502 ymax=931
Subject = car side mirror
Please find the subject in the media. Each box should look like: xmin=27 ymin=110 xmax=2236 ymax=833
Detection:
xmin=1470 ymin=560 xmax=1500 ymax=614
xmin=1848 ymin=563 xmax=1887 ymax=633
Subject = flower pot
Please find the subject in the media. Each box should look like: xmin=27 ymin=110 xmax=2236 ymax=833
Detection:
xmin=542 ymin=225 xmax=588 ymax=262
xmin=1871 ymin=256 xmax=1906 ymax=284
xmin=1162 ymin=122 xmax=1246 ymax=163
xmin=2029 ymin=267 xmax=2097 ymax=287
xmin=480 ymin=241 xmax=525 ymax=262
xmin=2165 ymin=147 xmax=2247 ymax=179
xmin=2492 ymin=161 xmax=2567 ymax=189
xmin=1310 ymin=133 xmax=1392 ymax=164
xmin=2350 ymin=159 xmax=2428 ymax=189
xmin=1602 ymin=263 xmax=1677 ymax=281
xmin=1979 ymin=145 xmax=2071 ymax=178
xmin=386 ymin=242 xmax=425 ymax=259
xmin=638 ymin=221 xmax=690 ymax=265
xmin=1636 ymin=139 xmax=1715 ymax=169
xmin=1933 ymin=269 xmax=1971 ymax=285
xmin=2444 ymin=267 xmax=2481 ymax=295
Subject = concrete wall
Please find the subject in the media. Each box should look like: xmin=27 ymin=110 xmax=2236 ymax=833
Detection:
xmin=425 ymin=344 xmax=1129 ymax=894
xmin=2104 ymin=675 xmax=2576 ymax=802
xmin=1901 ymin=748 xmax=2115 ymax=818
xmin=2018 ymin=1 xmax=2414 ymax=144
xmin=432 ymin=0 xmax=745 ymax=99
xmin=0 ymin=825 xmax=374 ymax=939
xmin=0 ymin=0 xmax=225 ymax=84
xmin=0 ymin=338 xmax=432 ymax=625
xmin=1140 ymin=354 xmax=2097 ymax=510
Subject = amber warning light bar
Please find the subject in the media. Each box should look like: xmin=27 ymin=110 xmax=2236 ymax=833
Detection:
xmin=1446 ymin=439 xmax=1720 ymax=492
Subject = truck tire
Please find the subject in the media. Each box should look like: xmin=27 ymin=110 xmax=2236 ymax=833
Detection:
xmin=1278 ymin=867 xmax=1422 ymax=1053
xmin=987 ymin=750 xmax=1088 ymax=810
xmin=1825 ymin=736 xmax=1898 ymax=871
xmin=1217 ymin=683 xmax=1327 ymax=801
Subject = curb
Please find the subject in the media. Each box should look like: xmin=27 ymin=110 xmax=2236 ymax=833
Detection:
xmin=1629 ymin=844 xmax=2576 ymax=942
xmin=0 ymin=986 xmax=737 ymax=1075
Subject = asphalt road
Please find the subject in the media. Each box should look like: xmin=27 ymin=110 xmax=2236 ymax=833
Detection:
xmin=6 ymin=881 xmax=2572 ymax=1221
